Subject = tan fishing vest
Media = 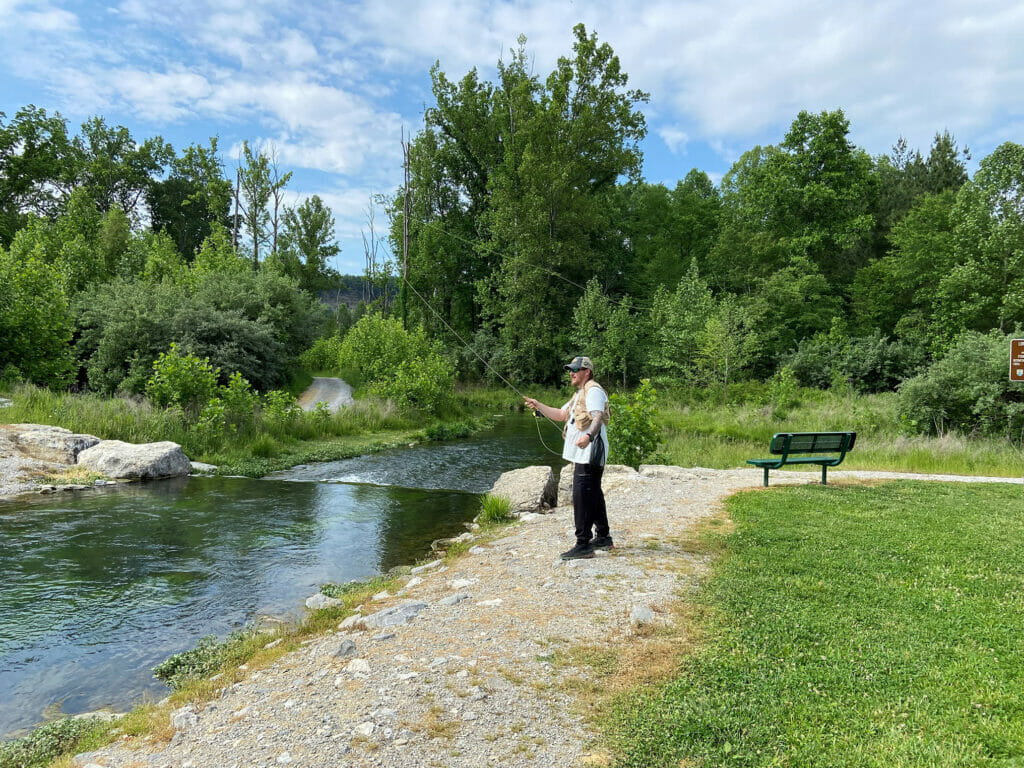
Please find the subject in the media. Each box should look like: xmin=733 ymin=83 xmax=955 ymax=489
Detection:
xmin=566 ymin=379 xmax=611 ymax=436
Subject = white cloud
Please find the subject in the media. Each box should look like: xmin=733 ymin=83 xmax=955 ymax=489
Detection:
xmin=659 ymin=126 xmax=689 ymax=154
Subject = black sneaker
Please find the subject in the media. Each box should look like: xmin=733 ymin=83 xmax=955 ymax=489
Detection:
xmin=591 ymin=536 xmax=614 ymax=550
xmin=560 ymin=542 xmax=595 ymax=560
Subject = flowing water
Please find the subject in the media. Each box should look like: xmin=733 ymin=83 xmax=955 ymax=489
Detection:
xmin=0 ymin=414 xmax=564 ymax=737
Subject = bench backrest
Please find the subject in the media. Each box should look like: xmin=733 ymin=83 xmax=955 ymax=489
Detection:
xmin=768 ymin=431 xmax=857 ymax=456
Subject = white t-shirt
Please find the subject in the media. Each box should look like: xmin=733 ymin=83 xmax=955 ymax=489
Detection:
xmin=561 ymin=385 xmax=609 ymax=465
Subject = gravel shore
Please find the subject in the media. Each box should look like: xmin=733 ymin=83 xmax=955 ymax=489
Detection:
xmin=69 ymin=465 xmax=1021 ymax=768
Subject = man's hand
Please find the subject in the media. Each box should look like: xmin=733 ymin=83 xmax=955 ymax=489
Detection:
xmin=523 ymin=397 xmax=539 ymax=412
xmin=574 ymin=433 xmax=591 ymax=449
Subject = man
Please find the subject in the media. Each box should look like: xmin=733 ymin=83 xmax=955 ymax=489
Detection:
xmin=523 ymin=355 xmax=612 ymax=560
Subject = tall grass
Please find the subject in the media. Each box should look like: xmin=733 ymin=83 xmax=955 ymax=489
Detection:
xmin=658 ymin=388 xmax=1024 ymax=477
xmin=0 ymin=383 xmax=473 ymax=476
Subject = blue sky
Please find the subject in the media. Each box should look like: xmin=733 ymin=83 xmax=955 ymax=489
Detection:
xmin=2 ymin=0 xmax=1023 ymax=274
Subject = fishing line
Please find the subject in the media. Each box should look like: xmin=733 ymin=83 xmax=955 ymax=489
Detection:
xmin=400 ymin=274 xmax=565 ymax=457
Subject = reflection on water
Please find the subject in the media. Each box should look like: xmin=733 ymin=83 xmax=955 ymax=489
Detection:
xmin=0 ymin=414 xmax=560 ymax=738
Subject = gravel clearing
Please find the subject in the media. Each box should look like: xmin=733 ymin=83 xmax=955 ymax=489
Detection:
xmin=69 ymin=465 xmax=1020 ymax=768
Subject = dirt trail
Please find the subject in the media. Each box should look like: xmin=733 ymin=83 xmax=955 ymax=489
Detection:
xmin=297 ymin=377 xmax=354 ymax=412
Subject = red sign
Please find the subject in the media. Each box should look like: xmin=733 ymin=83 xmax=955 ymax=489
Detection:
xmin=1012 ymin=339 xmax=1024 ymax=382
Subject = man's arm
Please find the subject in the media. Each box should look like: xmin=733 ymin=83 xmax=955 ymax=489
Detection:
xmin=523 ymin=397 xmax=567 ymax=422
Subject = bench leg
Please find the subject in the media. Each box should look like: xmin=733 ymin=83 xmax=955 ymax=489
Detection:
xmin=763 ymin=467 xmax=769 ymax=487
xmin=821 ymin=465 xmax=827 ymax=485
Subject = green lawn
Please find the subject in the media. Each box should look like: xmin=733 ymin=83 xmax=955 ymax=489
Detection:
xmin=609 ymin=481 xmax=1024 ymax=767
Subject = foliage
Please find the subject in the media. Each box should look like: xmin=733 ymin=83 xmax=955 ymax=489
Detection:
xmin=696 ymin=296 xmax=759 ymax=400
xmin=298 ymin=334 xmax=344 ymax=373
xmin=608 ymin=379 xmax=662 ymax=469
xmin=609 ymin=482 xmax=1024 ymax=767
xmin=152 ymin=628 xmax=260 ymax=690
xmin=0 ymin=244 xmax=75 ymax=387
xmin=145 ymin=343 xmax=220 ymax=417
xmin=645 ymin=260 xmax=715 ymax=384
xmin=340 ymin=313 xmax=455 ymax=413
xmin=898 ymin=329 xmax=1024 ymax=440
xmin=477 ymin=493 xmax=515 ymax=525
xmin=0 ymin=715 xmax=105 ymax=768
xmin=273 ymin=194 xmax=343 ymax=293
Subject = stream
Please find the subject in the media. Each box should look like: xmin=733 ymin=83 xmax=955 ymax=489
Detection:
xmin=0 ymin=413 xmax=564 ymax=738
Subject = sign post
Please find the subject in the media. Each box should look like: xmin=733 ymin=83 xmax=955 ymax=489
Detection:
xmin=1012 ymin=339 xmax=1024 ymax=382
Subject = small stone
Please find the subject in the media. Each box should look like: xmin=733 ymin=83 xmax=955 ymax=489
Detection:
xmin=468 ymin=546 xmax=488 ymax=555
xmin=404 ymin=576 xmax=424 ymax=589
xmin=476 ymin=599 xmax=503 ymax=607
xmin=456 ymin=670 xmax=469 ymax=679
xmin=276 ymin=751 xmax=293 ymax=764
xmin=372 ymin=590 xmax=390 ymax=601
xmin=372 ymin=632 xmax=396 ymax=641
xmin=461 ymin=711 xmax=478 ymax=721
xmin=353 ymin=721 xmax=375 ymax=737
xmin=630 ymin=605 xmax=655 ymax=624
xmin=438 ymin=592 xmax=470 ymax=606
xmin=410 ymin=559 xmax=442 ymax=575
xmin=333 ymin=638 xmax=357 ymax=658
xmin=450 ymin=578 xmax=476 ymax=589
xmin=345 ymin=658 xmax=371 ymax=674
xmin=263 ymin=638 xmax=283 ymax=649
xmin=338 ymin=613 xmax=364 ymax=630
xmin=170 ymin=705 xmax=198 ymax=732
xmin=397 ymin=671 xmax=419 ymax=681
xmin=306 ymin=593 xmax=343 ymax=611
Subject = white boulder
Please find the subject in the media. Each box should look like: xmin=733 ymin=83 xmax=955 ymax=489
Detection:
xmin=77 ymin=440 xmax=191 ymax=479
xmin=9 ymin=424 xmax=100 ymax=464
xmin=489 ymin=465 xmax=557 ymax=514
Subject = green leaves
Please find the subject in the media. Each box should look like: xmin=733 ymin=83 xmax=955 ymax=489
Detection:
xmin=608 ymin=379 xmax=662 ymax=469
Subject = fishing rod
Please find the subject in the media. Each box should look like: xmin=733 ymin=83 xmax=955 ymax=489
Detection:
xmin=399 ymin=274 xmax=566 ymax=457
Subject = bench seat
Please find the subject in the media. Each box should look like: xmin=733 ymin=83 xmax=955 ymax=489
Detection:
xmin=747 ymin=431 xmax=856 ymax=486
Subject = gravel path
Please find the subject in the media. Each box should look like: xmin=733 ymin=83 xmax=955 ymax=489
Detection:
xmin=297 ymin=378 xmax=354 ymax=412
xmin=71 ymin=465 xmax=1020 ymax=768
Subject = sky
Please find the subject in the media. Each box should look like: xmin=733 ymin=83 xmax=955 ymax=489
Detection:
xmin=2 ymin=0 xmax=1023 ymax=274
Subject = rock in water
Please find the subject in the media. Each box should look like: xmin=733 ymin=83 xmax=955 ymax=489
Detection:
xmin=489 ymin=466 xmax=557 ymax=514
xmin=77 ymin=440 xmax=192 ymax=479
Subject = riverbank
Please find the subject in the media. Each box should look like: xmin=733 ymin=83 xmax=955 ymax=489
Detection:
xmin=56 ymin=466 xmax=1021 ymax=768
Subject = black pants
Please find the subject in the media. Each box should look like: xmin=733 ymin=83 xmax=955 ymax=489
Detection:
xmin=572 ymin=462 xmax=608 ymax=544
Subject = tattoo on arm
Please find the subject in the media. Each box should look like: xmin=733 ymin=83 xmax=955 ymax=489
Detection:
xmin=586 ymin=410 xmax=603 ymax=437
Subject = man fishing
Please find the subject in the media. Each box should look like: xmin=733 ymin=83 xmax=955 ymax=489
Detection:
xmin=523 ymin=355 xmax=612 ymax=560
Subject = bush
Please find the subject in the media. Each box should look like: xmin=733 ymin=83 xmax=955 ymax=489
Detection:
xmin=152 ymin=628 xmax=259 ymax=690
xmin=0 ymin=716 xmax=104 ymax=768
xmin=298 ymin=334 xmax=344 ymax=373
xmin=898 ymin=329 xmax=1024 ymax=439
xmin=786 ymin=329 xmax=927 ymax=393
xmin=341 ymin=314 xmax=454 ymax=413
xmin=608 ymin=379 xmax=663 ymax=469
xmin=145 ymin=343 xmax=219 ymax=418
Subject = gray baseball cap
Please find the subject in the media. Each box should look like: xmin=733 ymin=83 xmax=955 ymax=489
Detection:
xmin=564 ymin=355 xmax=594 ymax=373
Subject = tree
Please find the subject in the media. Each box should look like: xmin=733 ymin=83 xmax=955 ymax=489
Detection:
xmin=934 ymin=142 xmax=1024 ymax=340
xmin=277 ymin=195 xmax=342 ymax=293
xmin=235 ymin=141 xmax=290 ymax=268
xmin=0 ymin=244 xmax=75 ymax=386
xmin=74 ymin=116 xmax=173 ymax=220
xmin=0 ymin=105 xmax=78 ymax=246
xmin=696 ymin=296 xmax=759 ymax=401
xmin=148 ymin=138 xmax=232 ymax=260
xmin=645 ymin=259 xmax=715 ymax=384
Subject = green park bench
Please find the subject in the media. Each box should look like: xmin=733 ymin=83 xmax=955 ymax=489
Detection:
xmin=747 ymin=431 xmax=857 ymax=487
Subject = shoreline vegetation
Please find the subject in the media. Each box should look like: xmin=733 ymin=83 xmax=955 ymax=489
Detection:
xmin=2 ymin=381 xmax=1022 ymax=483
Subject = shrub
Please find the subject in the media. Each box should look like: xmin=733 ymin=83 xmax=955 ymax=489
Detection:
xmin=219 ymin=372 xmax=259 ymax=433
xmin=608 ymin=379 xmax=663 ymax=469
xmin=152 ymin=628 xmax=259 ymax=690
xmin=145 ymin=343 xmax=219 ymax=418
xmin=898 ymin=329 xmax=1024 ymax=440
xmin=261 ymin=389 xmax=302 ymax=433
xmin=298 ymin=334 xmax=344 ymax=373
xmin=341 ymin=313 xmax=454 ymax=413
xmin=0 ymin=716 xmax=104 ymax=768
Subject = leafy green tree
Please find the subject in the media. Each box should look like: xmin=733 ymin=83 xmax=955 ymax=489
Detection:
xmin=696 ymin=296 xmax=759 ymax=401
xmin=608 ymin=379 xmax=662 ymax=469
xmin=148 ymin=138 xmax=231 ymax=260
xmin=0 ymin=244 xmax=75 ymax=386
xmin=933 ymin=142 xmax=1024 ymax=340
xmin=0 ymin=105 xmax=78 ymax=245
xmin=275 ymin=195 xmax=342 ymax=293
xmin=74 ymin=116 xmax=173 ymax=220
xmin=235 ymin=141 xmax=291 ymax=268
xmin=645 ymin=259 xmax=715 ymax=384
